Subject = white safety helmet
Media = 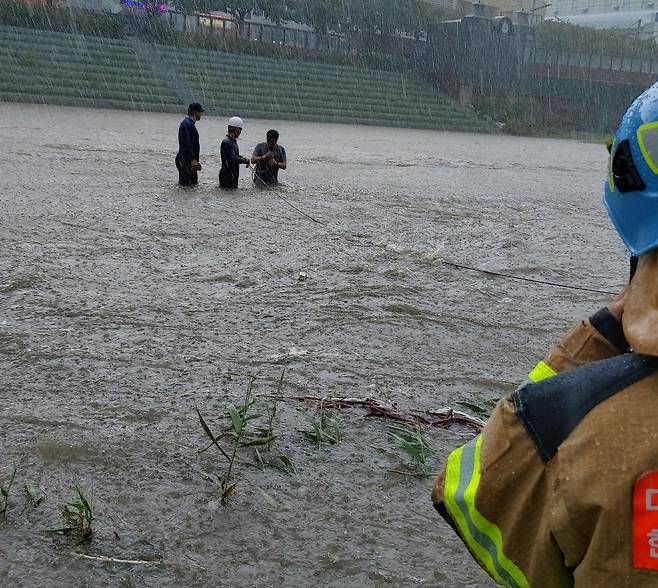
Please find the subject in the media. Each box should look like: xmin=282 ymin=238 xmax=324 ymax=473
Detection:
xmin=228 ymin=116 xmax=243 ymax=129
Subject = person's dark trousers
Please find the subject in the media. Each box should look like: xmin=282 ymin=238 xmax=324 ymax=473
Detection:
xmin=219 ymin=167 xmax=238 ymax=189
xmin=176 ymin=155 xmax=198 ymax=186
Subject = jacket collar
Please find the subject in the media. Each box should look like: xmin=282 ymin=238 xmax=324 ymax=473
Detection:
xmin=623 ymin=250 xmax=658 ymax=355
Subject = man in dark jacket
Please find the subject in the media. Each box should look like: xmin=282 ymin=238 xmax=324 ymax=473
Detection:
xmin=176 ymin=103 xmax=204 ymax=186
xmin=219 ymin=116 xmax=249 ymax=189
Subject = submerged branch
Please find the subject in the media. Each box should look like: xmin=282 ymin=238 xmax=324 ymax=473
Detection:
xmin=73 ymin=552 xmax=162 ymax=565
xmin=258 ymin=394 xmax=485 ymax=432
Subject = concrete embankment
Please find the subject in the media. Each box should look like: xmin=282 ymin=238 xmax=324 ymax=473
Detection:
xmin=0 ymin=24 xmax=487 ymax=132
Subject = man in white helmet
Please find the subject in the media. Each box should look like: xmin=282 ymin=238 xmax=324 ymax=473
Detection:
xmin=219 ymin=116 xmax=250 ymax=189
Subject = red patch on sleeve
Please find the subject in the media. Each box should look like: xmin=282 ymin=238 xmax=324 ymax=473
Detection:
xmin=634 ymin=471 xmax=658 ymax=571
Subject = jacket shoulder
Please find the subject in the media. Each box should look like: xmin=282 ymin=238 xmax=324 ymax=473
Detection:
xmin=513 ymin=353 xmax=658 ymax=463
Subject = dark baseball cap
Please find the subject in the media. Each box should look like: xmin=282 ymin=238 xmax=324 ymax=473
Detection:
xmin=188 ymin=102 xmax=205 ymax=113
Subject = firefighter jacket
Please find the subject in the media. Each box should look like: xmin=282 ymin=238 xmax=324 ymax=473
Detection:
xmin=432 ymin=251 xmax=658 ymax=587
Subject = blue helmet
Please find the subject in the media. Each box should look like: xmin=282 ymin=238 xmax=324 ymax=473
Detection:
xmin=604 ymin=82 xmax=658 ymax=256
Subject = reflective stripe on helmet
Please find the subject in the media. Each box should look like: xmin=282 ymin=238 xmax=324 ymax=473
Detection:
xmin=527 ymin=360 xmax=557 ymax=383
xmin=443 ymin=436 xmax=530 ymax=588
xmin=637 ymin=121 xmax=658 ymax=175
xmin=608 ymin=139 xmax=616 ymax=192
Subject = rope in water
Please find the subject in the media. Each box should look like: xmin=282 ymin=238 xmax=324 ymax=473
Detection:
xmin=248 ymin=165 xmax=617 ymax=296
xmin=248 ymin=164 xmax=326 ymax=226
xmin=440 ymin=260 xmax=617 ymax=295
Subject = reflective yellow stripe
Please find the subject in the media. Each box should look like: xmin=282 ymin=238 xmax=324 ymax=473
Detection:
xmin=443 ymin=436 xmax=530 ymax=588
xmin=637 ymin=121 xmax=658 ymax=174
xmin=608 ymin=138 xmax=616 ymax=191
xmin=527 ymin=360 xmax=557 ymax=383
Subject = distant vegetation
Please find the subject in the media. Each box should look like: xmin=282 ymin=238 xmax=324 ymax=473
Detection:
xmin=0 ymin=0 xmax=451 ymax=40
xmin=0 ymin=0 xmax=126 ymax=38
xmin=173 ymin=0 xmax=453 ymax=35
xmin=3 ymin=0 xmax=657 ymax=63
xmin=140 ymin=26 xmax=408 ymax=71
xmin=0 ymin=0 xmax=450 ymax=71
xmin=538 ymin=20 xmax=658 ymax=60
xmin=0 ymin=0 xmax=654 ymax=137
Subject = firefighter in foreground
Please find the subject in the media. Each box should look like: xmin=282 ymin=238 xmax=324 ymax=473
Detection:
xmin=433 ymin=82 xmax=658 ymax=587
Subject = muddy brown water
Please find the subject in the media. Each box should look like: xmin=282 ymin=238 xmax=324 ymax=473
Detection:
xmin=1 ymin=103 xmax=627 ymax=587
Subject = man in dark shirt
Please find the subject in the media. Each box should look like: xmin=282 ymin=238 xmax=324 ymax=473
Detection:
xmin=219 ymin=116 xmax=249 ymax=189
xmin=251 ymin=129 xmax=287 ymax=187
xmin=176 ymin=102 xmax=204 ymax=186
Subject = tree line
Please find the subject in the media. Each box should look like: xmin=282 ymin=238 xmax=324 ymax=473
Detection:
xmin=173 ymin=0 xmax=451 ymax=35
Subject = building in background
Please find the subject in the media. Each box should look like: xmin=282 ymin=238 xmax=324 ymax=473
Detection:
xmin=547 ymin=9 xmax=658 ymax=39
xmin=550 ymin=0 xmax=655 ymax=15
xmin=16 ymin=0 xmax=62 ymax=5
xmin=430 ymin=0 xmax=547 ymax=21
xmin=59 ymin=0 xmax=170 ymax=14
xmin=61 ymin=0 xmax=121 ymax=12
xmin=546 ymin=0 xmax=658 ymax=41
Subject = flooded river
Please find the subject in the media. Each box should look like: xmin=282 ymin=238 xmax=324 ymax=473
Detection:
xmin=0 ymin=102 xmax=627 ymax=587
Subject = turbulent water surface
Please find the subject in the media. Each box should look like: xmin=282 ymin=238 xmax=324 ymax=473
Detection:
xmin=1 ymin=103 xmax=627 ymax=587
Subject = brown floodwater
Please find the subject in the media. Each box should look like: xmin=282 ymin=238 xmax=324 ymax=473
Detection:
xmin=0 ymin=102 xmax=627 ymax=587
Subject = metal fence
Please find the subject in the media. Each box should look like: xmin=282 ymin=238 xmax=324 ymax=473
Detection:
xmin=166 ymin=12 xmax=355 ymax=53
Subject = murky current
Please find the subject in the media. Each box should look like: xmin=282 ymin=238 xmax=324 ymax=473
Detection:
xmin=1 ymin=103 xmax=628 ymax=587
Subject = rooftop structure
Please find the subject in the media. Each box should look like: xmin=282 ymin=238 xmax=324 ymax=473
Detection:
xmin=547 ymin=8 xmax=658 ymax=39
xmin=549 ymin=0 xmax=656 ymax=17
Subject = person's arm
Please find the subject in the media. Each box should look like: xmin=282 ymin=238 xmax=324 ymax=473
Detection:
xmin=228 ymin=143 xmax=249 ymax=166
xmin=178 ymin=121 xmax=194 ymax=162
xmin=276 ymin=147 xmax=287 ymax=170
xmin=220 ymin=138 xmax=228 ymax=165
xmin=528 ymin=290 xmax=629 ymax=383
xmin=222 ymin=139 xmax=241 ymax=168
xmin=192 ymin=127 xmax=200 ymax=164
xmin=251 ymin=144 xmax=266 ymax=165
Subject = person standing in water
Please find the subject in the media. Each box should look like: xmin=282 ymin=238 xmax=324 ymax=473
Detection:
xmin=176 ymin=102 xmax=204 ymax=186
xmin=251 ymin=129 xmax=287 ymax=187
xmin=219 ymin=116 xmax=249 ymax=189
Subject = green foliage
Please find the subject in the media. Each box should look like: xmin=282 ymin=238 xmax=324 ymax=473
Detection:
xmin=16 ymin=52 xmax=42 ymax=69
xmin=303 ymin=413 xmax=342 ymax=444
xmin=0 ymin=466 xmax=17 ymax=517
xmin=457 ymin=399 xmax=497 ymax=419
xmin=23 ymin=482 xmax=46 ymax=508
xmin=287 ymin=0 xmax=430 ymax=35
xmin=197 ymin=375 xmax=284 ymax=505
xmin=0 ymin=0 xmax=127 ymax=38
xmin=538 ymin=20 xmax=658 ymax=60
xmin=141 ymin=27 xmax=404 ymax=70
xmin=474 ymin=78 xmax=641 ymax=136
xmin=58 ymin=485 xmax=94 ymax=542
xmin=176 ymin=0 xmax=434 ymax=33
xmin=0 ymin=0 xmax=426 ymax=72
xmin=277 ymin=454 xmax=296 ymax=474
xmin=387 ymin=423 xmax=430 ymax=465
